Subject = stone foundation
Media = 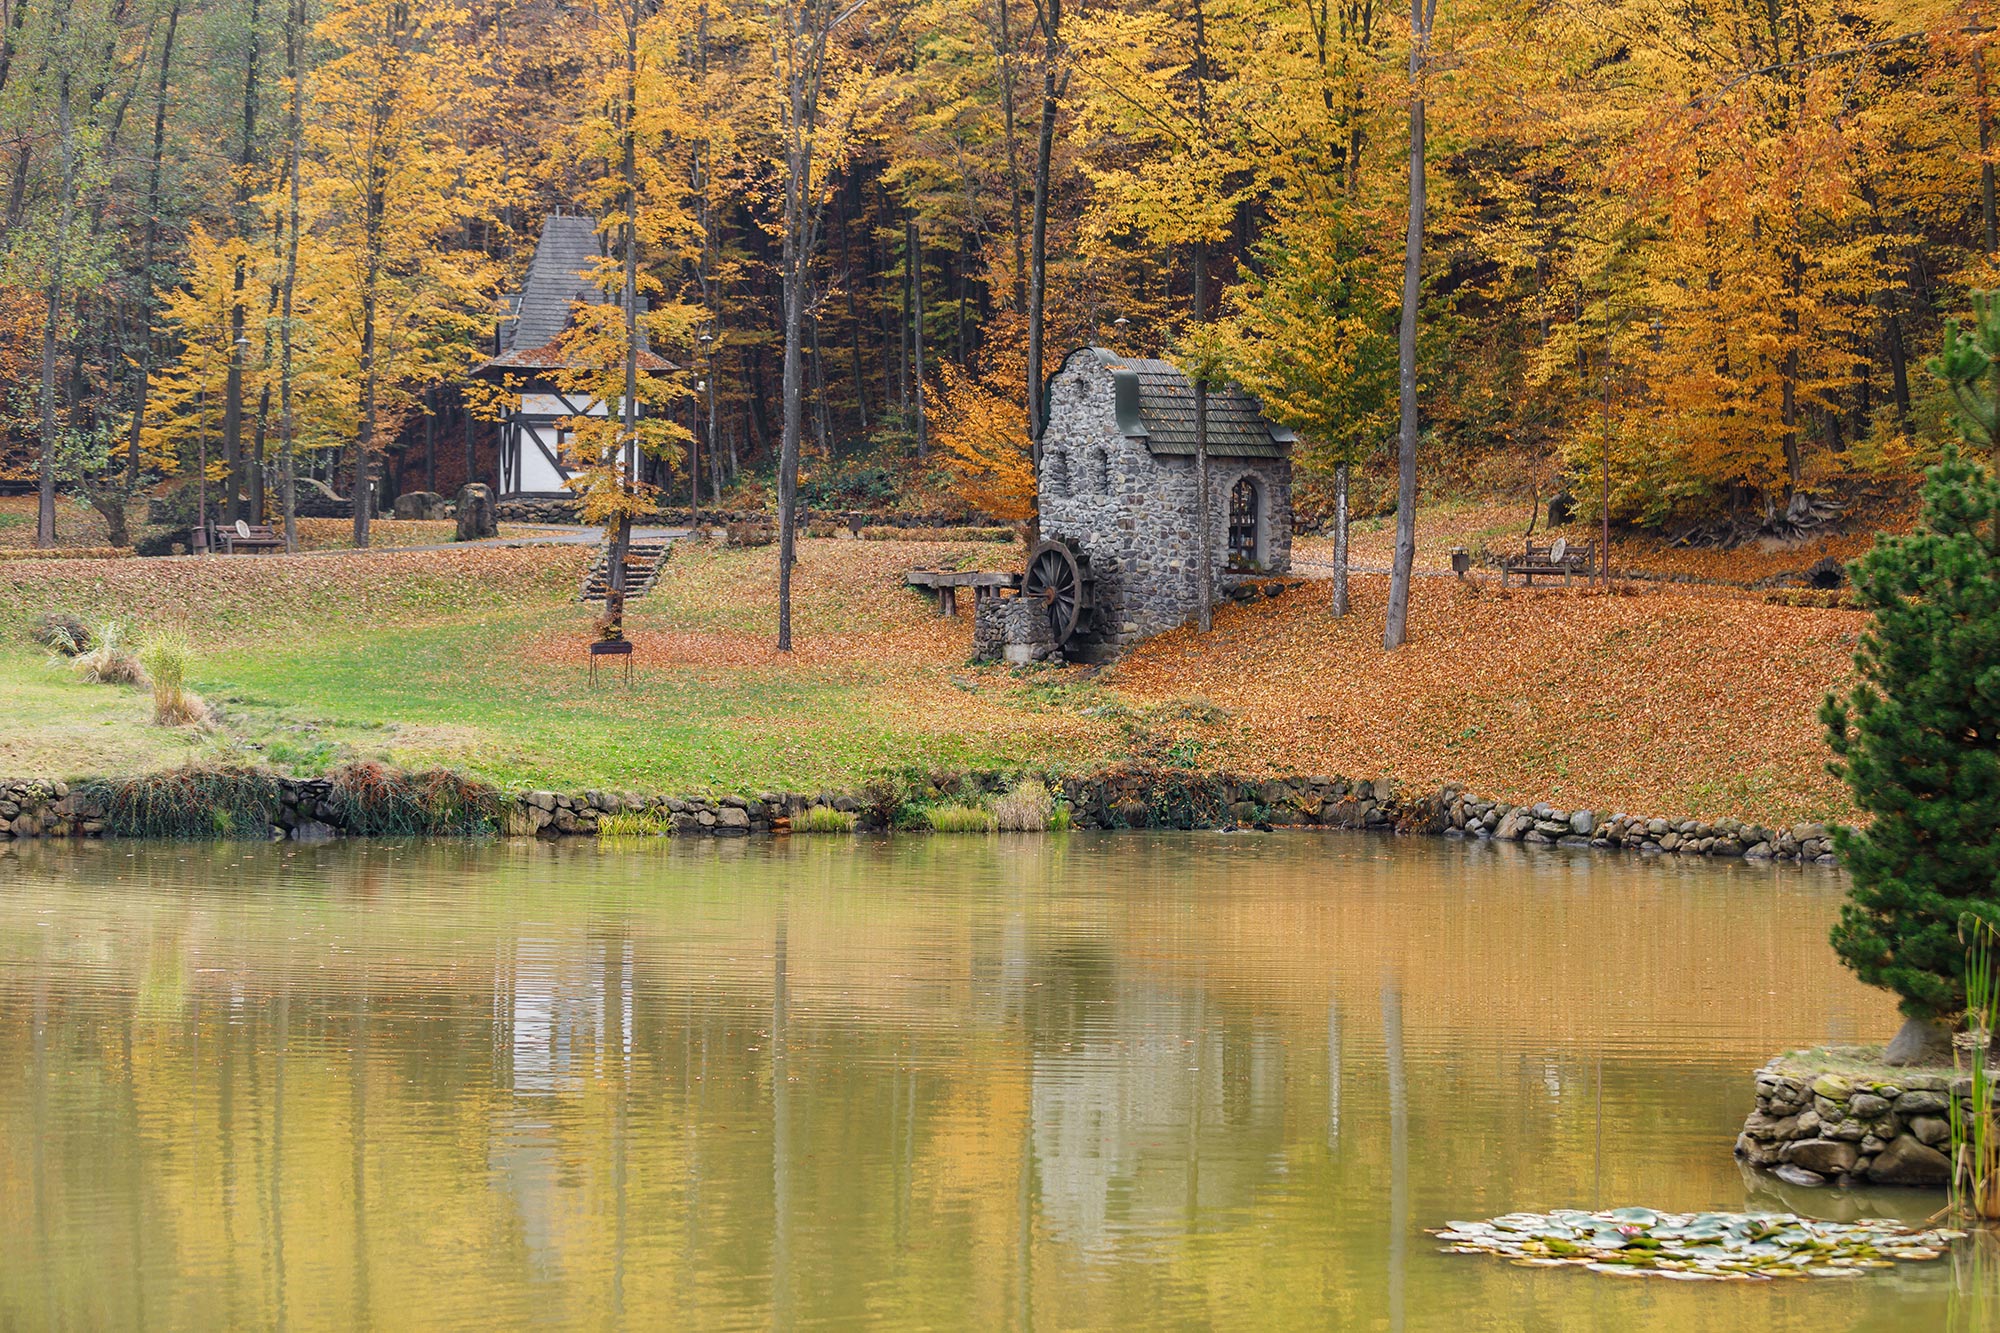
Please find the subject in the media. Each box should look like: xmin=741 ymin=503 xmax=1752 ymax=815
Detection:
xmin=1737 ymin=1050 xmax=1974 ymax=1189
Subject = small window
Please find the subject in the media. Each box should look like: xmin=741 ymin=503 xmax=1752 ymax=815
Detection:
xmin=1087 ymin=443 xmax=1109 ymax=493
xmin=1229 ymin=477 xmax=1261 ymax=568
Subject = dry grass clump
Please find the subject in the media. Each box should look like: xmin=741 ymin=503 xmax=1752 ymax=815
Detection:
xmin=31 ymin=610 xmax=91 ymax=655
xmin=794 ymin=804 xmax=858 ymax=833
xmin=137 ymin=630 xmax=209 ymax=725
xmin=82 ymin=766 xmax=281 ymax=839
xmin=925 ymin=803 xmax=996 ymax=833
xmin=73 ymin=622 xmax=146 ymax=686
xmin=993 ymin=778 xmax=1055 ymax=831
xmin=325 ymin=760 xmax=500 ymax=835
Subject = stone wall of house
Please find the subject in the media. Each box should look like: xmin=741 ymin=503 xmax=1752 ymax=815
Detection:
xmin=1738 ymin=1055 xmax=1971 ymax=1189
xmin=1039 ymin=354 xmax=1292 ymax=659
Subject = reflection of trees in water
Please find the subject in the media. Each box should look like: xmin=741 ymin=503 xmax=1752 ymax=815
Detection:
xmin=0 ymin=837 xmax=1933 ymax=1329
xmin=1029 ymin=976 xmax=1290 ymax=1251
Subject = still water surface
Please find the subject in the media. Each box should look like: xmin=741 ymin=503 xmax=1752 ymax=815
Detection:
xmin=0 ymin=832 xmax=1962 ymax=1329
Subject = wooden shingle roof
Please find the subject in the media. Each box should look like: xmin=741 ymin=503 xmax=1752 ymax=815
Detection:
xmin=474 ymin=214 xmax=670 ymax=375
xmin=1054 ymin=347 xmax=1295 ymax=458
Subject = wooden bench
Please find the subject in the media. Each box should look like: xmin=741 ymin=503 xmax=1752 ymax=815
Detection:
xmin=905 ymin=567 xmax=1020 ymax=617
xmin=208 ymin=521 xmax=285 ymax=555
xmin=1501 ymin=536 xmax=1596 ymax=587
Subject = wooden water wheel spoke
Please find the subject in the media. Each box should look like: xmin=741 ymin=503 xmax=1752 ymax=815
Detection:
xmin=1023 ymin=540 xmax=1088 ymax=644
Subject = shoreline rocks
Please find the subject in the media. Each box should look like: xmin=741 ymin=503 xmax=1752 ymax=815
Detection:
xmin=1738 ymin=1051 xmax=1974 ymax=1190
xmin=0 ymin=771 xmax=1844 ymax=865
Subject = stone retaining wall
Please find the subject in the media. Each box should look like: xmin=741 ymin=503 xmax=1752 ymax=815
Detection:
xmin=0 ymin=772 xmax=1840 ymax=865
xmin=1738 ymin=1053 xmax=1974 ymax=1189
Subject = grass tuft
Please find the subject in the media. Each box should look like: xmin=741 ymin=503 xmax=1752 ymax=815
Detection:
xmin=794 ymin=804 xmax=858 ymax=833
xmin=993 ymin=778 xmax=1055 ymax=831
xmin=84 ymin=766 xmax=281 ymax=839
xmin=925 ymin=803 xmax=996 ymax=833
xmin=73 ymin=622 xmax=146 ymax=686
xmin=138 ymin=629 xmax=208 ymax=725
xmin=32 ymin=611 xmax=91 ymax=656
xmin=324 ymin=760 xmax=499 ymax=835
xmin=598 ymin=809 xmax=674 ymax=837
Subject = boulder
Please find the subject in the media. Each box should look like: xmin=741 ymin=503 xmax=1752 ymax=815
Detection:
xmin=1847 ymin=1092 xmax=1890 ymax=1120
xmin=716 ymin=805 xmax=752 ymax=833
xmin=392 ymin=490 xmax=446 ymax=521
xmin=1894 ymin=1089 xmax=1950 ymax=1117
xmin=1865 ymin=1134 xmax=1951 ymax=1187
xmin=291 ymin=820 xmax=336 ymax=842
xmin=1569 ymin=809 xmax=1595 ymax=837
xmin=454 ymin=483 xmax=497 ymax=541
xmin=1785 ymin=1138 xmax=1858 ymax=1176
xmin=1909 ymin=1116 xmax=1951 ymax=1147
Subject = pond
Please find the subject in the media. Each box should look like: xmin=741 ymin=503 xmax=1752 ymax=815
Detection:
xmin=0 ymin=832 xmax=1968 ymax=1329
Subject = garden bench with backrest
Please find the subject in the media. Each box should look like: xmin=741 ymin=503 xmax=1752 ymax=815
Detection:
xmin=208 ymin=520 xmax=285 ymax=555
xmin=1500 ymin=536 xmax=1595 ymax=587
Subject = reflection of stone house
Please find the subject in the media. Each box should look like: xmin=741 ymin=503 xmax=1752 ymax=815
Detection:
xmin=1039 ymin=348 xmax=1295 ymax=659
xmin=471 ymin=214 xmax=673 ymax=499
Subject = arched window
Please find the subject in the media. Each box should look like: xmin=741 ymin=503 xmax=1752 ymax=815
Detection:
xmin=1229 ymin=476 xmax=1262 ymax=568
xmin=1044 ymin=444 xmax=1070 ymax=497
xmin=1087 ymin=443 xmax=1109 ymax=493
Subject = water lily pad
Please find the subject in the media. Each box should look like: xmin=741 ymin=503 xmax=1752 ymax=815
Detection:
xmin=1429 ymin=1208 xmax=1961 ymax=1282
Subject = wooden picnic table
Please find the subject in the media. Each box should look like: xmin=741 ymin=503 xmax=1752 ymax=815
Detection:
xmin=905 ymin=567 xmax=1020 ymax=617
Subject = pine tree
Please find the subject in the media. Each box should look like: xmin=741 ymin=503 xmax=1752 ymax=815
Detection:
xmin=1824 ymin=297 xmax=2000 ymax=1061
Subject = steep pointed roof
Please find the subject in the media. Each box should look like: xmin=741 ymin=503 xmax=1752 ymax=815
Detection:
xmin=474 ymin=214 xmax=673 ymax=375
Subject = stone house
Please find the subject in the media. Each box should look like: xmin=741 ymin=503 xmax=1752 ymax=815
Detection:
xmin=1039 ymin=347 xmax=1295 ymax=658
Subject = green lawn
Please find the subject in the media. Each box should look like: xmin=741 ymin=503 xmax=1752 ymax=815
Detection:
xmin=0 ymin=541 xmax=1118 ymax=793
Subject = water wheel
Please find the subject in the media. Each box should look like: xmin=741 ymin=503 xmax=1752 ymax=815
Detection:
xmin=1022 ymin=539 xmax=1091 ymax=644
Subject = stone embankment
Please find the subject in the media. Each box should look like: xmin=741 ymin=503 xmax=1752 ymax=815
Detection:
xmin=1737 ymin=1054 xmax=1971 ymax=1190
xmin=0 ymin=772 xmax=1843 ymax=865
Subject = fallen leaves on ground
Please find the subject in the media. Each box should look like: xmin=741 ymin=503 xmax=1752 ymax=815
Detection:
xmin=1108 ymin=573 xmax=1861 ymax=823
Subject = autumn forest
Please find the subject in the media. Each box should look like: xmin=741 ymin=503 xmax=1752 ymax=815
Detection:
xmin=0 ymin=0 xmax=1991 ymax=550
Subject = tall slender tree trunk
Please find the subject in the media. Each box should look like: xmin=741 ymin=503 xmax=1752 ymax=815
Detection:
xmin=37 ymin=56 xmax=75 ymax=549
xmin=279 ymin=0 xmax=302 ymax=551
xmin=775 ymin=2 xmax=838 ymax=653
xmin=1193 ymin=241 xmax=1212 ymax=633
xmin=1332 ymin=463 xmax=1350 ymax=616
xmin=1981 ymin=45 xmax=1997 ymax=256
xmin=1026 ymin=0 xmax=1062 ymax=461
xmin=1384 ymin=0 xmax=1434 ymax=651
xmin=223 ymin=0 xmax=264 ymax=524
xmin=908 ymin=216 xmax=928 ymax=458
xmin=612 ymin=0 xmax=640 ymax=600
xmin=997 ymin=0 xmax=1028 ymax=313
xmin=126 ymin=0 xmax=181 ymax=480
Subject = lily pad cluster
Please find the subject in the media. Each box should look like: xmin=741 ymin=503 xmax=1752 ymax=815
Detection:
xmin=1431 ymin=1208 xmax=1965 ymax=1280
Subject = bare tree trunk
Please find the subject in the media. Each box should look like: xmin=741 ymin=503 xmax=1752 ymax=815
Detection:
xmin=1332 ymin=462 xmax=1349 ymax=617
xmin=279 ymin=0 xmax=302 ymax=552
xmin=612 ymin=0 xmax=640 ymax=600
xmin=997 ymin=0 xmax=1028 ymax=313
xmin=1384 ymin=0 xmax=1434 ymax=651
xmin=126 ymin=0 xmax=180 ymax=480
xmin=908 ymin=215 xmax=928 ymax=458
xmin=1193 ymin=240 xmax=1211 ymax=633
xmin=1982 ymin=45 xmax=1997 ymax=256
xmin=37 ymin=53 xmax=75 ymax=550
xmin=775 ymin=0 xmax=842 ymax=652
xmin=1026 ymin=0 xmax=1062 ymax=457
xmin=223 ymin=0 xmax=263 ymax=524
